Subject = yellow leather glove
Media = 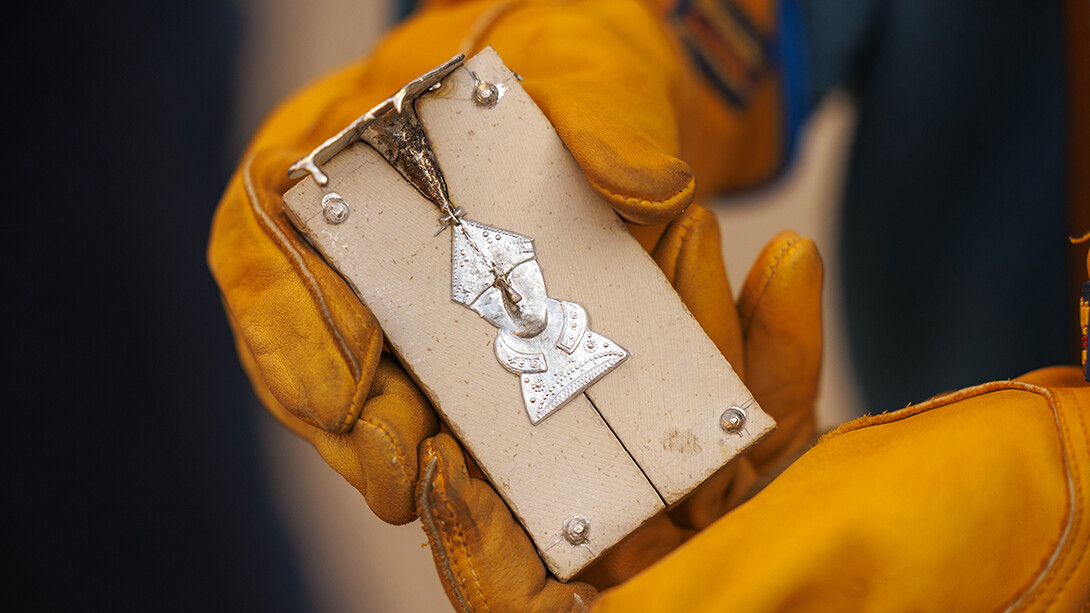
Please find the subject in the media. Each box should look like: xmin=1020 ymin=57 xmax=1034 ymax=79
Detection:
xmin=209 ymin=0 xmax=792 ymax=526
xmin=415 ymin=253 xmax=1090 ymax=611
xmin=595 ymin=367 xmax=1090 ymax=612
xmin=417 ymin=367 xmax=1090 ymax=612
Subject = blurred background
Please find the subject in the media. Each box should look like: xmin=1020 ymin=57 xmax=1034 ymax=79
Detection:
xmin=7 ymin=0 xmax=1085 ymax=611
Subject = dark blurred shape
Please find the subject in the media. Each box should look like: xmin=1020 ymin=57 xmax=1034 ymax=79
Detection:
xmin=1067 ymin=0 xmax=1090 ymax=363
xmin=6 ymin=1 xmax=309 ymax=610
xmin=396 ymin=0 xmax=418 ymax=21
xmin=805 ymin=0 xmax=1066 ymax=408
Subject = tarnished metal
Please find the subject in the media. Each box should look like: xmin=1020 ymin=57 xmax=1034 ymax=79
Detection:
xmin=288 ymin=53 xmax=466 ymax=211
xmin=291 ymin=54 xmax=629 ymax=425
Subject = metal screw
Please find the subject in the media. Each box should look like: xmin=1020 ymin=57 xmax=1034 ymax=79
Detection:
xmin=720 ymin=406 xmax=746 ymax=434
xmin=563 ymin=515 xmax=590 ymax=545
xmin=473 ymin=81 xmax=499 ymax=108
xmin=322 ymin=192 xmax=350 ymax=224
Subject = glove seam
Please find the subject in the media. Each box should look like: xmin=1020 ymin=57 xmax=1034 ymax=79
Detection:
xmin=434 ymin=447 xmax=494 ymax=613
xmin=420 ymin=446 xmax=494 ymax=613
xmin=345 ymin=327 xmax=383 ymax=432
xmin=1018 ymin=385 xmax=1087 ymax=612
xmin=738 ymin=233 xmax=802 ymax=331
xmin=587 ymin=175 xmax=695 ymax=223
xmin=242 ymin=151 xmax=372 ymax=433
xmin=243 ymin=152 xmax=363 ymax=384
xmin=359 ymin=416 xmax=416 ymax=486
xmin=419 ymin=455 xmax=476 ymax=613
xmin=670 ymin=208 xmax=700 ymax=281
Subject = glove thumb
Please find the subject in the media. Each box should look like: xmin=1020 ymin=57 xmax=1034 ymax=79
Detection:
xmin=417 ymin=433 xmax=598 ymax=612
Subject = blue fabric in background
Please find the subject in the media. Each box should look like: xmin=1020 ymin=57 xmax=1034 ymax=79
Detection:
xmin=802 ymin=0 xmax=1066 ymax=408
xmin=778 ymin=0 xmax=813 ymax=174
xmin=7 ymin=1 xmax=310 ymax=610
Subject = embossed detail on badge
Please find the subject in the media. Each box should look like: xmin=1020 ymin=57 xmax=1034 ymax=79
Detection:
xmin=502 ymin=301 xmax=627 ymax=424
xmin=290 ymin=54 xmax=629 ymax=424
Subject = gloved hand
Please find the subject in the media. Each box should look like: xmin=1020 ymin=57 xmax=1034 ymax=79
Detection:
xmin=209 ymin=0 xmax=794 ymax=526
xmin=594 ymin=367 xmax=1090 ymax=612
xmin=417 ymin=367 xmax=1090 ymax=612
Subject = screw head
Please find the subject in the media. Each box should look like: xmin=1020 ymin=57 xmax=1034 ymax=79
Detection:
xmin=563 ymin=515 xmax=590 ymax=545
xmin=322 ymin=193 xmax=350 ymax=224
xmin=720 ymin=406 xmax=746 ymax=434
xmin=473 ymin=82 xmax=499 ymax=108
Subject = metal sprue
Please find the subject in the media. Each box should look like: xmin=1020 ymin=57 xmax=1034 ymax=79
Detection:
xmin=289 ymin=55 xmax=629 ymax=425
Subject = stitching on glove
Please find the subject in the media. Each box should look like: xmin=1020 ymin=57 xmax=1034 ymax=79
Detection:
xmin=359 ymin=416 xmax=415 ymax=485
xmin=1027 ymin=387 xmax=1087 ymax=611
xmin=433 ymin=447 xmax=493 ymax=613
xmin=587 ymin=175 xmax=695 ymax=220
xmin=419 ymin=456 xmax=475 ymax=613
xmin=419 ymin=448 xmax=494 ymax=613
xmin=822 ymin=381 xmax=1081 ymax=613
xmin=671 ymin=207 xmax=699 ymax=280
xmin=739 ymin=233 xmax=801 ymax=330
xmin=338 ymin=327 xmax=384 ymax=432
xmin=242 ymin=152 xmax=363 ymax=384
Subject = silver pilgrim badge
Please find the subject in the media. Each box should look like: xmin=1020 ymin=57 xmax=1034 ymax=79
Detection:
xmin=289 ymin=54 xmax=628 ymax=425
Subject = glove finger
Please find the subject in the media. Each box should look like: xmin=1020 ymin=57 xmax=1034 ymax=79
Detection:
xmin=211 ymin=144 xmax=383 ymax=435
xmin=235 ymin=321 xmax=438 ymax=524
xmin=418 ymin=433 xmax=598 ymax=612
xmin=737 ymin=231 xmax=822 ymax=473
xmin=346 ymin=356 xmax=441 ymax=523
xmin=479 ymin=0 xmax=696 ymax=225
